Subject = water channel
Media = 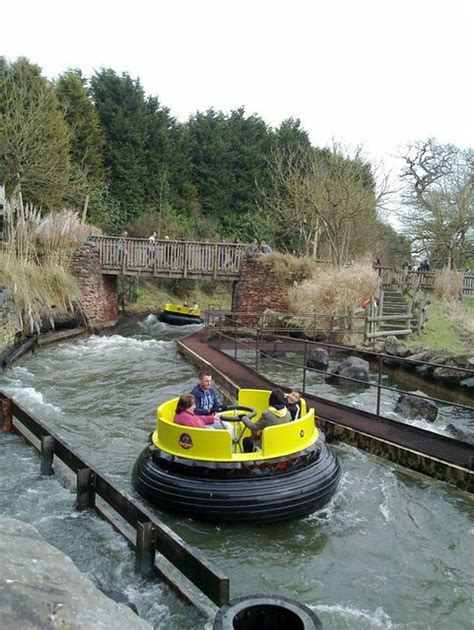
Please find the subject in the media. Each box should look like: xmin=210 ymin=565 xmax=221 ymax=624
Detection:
xmin=0 ymin=317 xmax=473 ymax=629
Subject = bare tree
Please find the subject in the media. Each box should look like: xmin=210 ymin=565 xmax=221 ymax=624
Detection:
xmin=400 ymin=139 xmax=474 ymax=269
xmin=264 ymin=144 xmax=391 ymax=266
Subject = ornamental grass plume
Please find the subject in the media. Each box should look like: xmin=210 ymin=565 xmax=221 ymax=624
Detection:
xmin=258 ymin=252 xmax=316 ymax=283
xmin=0 ymin=201 xmax=85 ymax=333
xmin=289 ymin=260 xmax=377 ymax=315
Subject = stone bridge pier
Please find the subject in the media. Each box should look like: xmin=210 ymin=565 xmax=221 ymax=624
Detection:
xmin=70 ymin=246 xmax=118 ymax=327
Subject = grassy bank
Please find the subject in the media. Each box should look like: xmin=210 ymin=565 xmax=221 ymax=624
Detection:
xmin=407 ymin=296 xmax=474 ymax=353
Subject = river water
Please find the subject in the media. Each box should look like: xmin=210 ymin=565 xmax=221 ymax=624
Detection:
xmin=0 ymin=317 xmax=473 ymax=629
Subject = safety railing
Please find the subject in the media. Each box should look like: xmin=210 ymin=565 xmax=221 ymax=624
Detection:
xmin=92 ymin=236 xmax=246 ymax=280
xmin=205 ymin=323 xmax=474 ymax=422
xmin=0 ymin=392 xmax=229 ymax=613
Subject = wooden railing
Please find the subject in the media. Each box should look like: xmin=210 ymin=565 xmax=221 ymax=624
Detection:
xmin=386 ymin=269 xmax=474 ymax=296
xmin=92 ymin=236 xmax=247 ymax=280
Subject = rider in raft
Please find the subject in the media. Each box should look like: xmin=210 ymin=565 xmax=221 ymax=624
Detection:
xmin=241 ymin=388 xmax=291 ymax=452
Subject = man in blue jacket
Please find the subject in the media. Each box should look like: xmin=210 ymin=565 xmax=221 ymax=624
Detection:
xmin=190 ymin=370 xmax=225 ymax=416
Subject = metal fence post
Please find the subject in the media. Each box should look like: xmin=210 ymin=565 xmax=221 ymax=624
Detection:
xmin=234 ymin=321 xmax=237 ymax=360
xmin=40 ymin=436 xmax=54 ymax=476
xmin=302 ymin=340 xmax=308 ymax=393
xmin=376 ymin=354 xmax=383 ymax=416
xmin=256 ymin=327 xmax=260 ymax=372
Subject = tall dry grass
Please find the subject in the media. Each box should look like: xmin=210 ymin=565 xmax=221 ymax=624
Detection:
xmin=0 ymin=201 xmax=89 ymax=333
xmin=289 ymin=261 xmax=377 ymax=315
xmin=433 ymin=269 xmax=463 ymax=300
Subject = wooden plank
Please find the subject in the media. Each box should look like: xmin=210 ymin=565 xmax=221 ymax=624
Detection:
xmin=76 ymin=468 xmax=96 ymax=509
xmin=40 ymin=435 xmax=54 ymax=476
xmin=135 ymin=521 xmax=155 ymax=578
xmin=94 ymin=503 xmax=215 ymax=619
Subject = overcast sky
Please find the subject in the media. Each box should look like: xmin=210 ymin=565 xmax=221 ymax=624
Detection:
xmin=2 ymin=0 xmax=473 ymax=178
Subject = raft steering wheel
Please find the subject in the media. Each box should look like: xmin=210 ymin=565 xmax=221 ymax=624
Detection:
xmin=219 ymin=405 xmax=256 ymax=422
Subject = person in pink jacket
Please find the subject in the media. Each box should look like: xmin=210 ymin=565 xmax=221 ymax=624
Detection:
xmin=174 ymin=394 xmax=225 ymax=429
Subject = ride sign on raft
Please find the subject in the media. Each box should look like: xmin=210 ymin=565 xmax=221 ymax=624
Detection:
xmin=133 ymin=389 xmax=341 ymax=524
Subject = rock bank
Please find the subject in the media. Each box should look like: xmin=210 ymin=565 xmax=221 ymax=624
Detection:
xmin=0 ymin=515 xmax=151 ymax=630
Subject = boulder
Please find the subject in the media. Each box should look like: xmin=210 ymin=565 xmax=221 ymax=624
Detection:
xmin=446 ymin=424 xmax=474 ymax=446
xmin=326 ymin=356 xmax=370 ymax=387
xmin=383 ymin=336 xmax=410 ymax=358
xmin=432 ymin=366 xmax=471 ymax=384
xmin=0 ymin=515 xmax=151 ymax=630
xmin=306 ymin=347 xmax=329 ymax=371
xmin=394 ymin=391 xmax=439 ymax=422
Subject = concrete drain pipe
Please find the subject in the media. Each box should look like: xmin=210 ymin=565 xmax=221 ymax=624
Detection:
xmin=214 ymin=595 xmax=322 ymax=629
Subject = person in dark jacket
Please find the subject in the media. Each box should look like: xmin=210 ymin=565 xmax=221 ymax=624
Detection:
xmin=190 ymin=370 xmax=224 ymax=416
xmin=286 ymin=390 xmax=302 ymax=421
xmin=241 ymin=388 xmax=291 ymax=452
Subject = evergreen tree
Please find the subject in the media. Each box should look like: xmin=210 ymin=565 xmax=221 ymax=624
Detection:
xmin=56 ymin=69 xmax=104 ymax=183
xmin=90 ymin=69 xmax=148 ymax=219
xmin=275 ymin=117 xmax=311 ymax=156
xmin=0 ymin=57 xmax=71 ymax=209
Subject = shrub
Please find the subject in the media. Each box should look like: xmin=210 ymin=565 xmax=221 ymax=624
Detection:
xmin=259 ymin=252 xmax=316 ymax=283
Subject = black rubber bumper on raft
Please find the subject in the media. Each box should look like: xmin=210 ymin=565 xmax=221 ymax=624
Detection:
xmin=157 ymin=311 xmax=202 ymax=326
xmin=132 ymin=441 xmax=340 ymax=524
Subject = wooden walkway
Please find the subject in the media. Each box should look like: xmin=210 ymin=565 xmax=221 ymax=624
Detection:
xmin=93 ymin=236 xmax=247 ymax=280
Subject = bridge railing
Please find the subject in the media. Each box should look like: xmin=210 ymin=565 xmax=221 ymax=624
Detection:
xmin=92 ymin=236 xmax=247 ymax=279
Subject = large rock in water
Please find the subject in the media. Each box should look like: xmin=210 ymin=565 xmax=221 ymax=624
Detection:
xmin=0 ymin=515 xmax=151 ymax=629
xmin=394 ymin=391 xmax=438 ymax=422
xmin=326 ymin=356 xmax=370 ymax=386
xmin=306 ymin=347 xmax=329 ymax=371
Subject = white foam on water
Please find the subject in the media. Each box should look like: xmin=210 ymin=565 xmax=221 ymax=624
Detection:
xmin=314 ymin=603 xmax=393 ymax=628
xmin=5 ymin=385 xmax=62 ymax=413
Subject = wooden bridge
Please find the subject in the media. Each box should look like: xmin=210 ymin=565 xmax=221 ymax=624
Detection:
xmin=92 ymin=236 xmax=247 ymax=280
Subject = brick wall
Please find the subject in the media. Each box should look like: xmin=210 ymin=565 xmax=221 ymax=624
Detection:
xmin=70 ymin=246 xmax=118 ymax=326
xmin=232 ymin=255 xmax=292 ymax=315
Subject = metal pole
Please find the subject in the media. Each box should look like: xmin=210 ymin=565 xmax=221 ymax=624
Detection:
xmin=376 ymin=354 xmax=383 ymax=416
xmin=256 ymin=327 xmax=260 ymax=372
xmin=234 ymin=321 xmax=237 ymax=360
xmin=302 ymin=340 xmax=308 ymax=393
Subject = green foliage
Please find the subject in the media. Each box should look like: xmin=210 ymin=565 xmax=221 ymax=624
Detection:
xmin=90 ymin=68 xmax=149 ymax=218
xmin=55 ymin=68 xmax=104 ymax=183
xmin=186 ymin=107 xmax=274 ymax=230
xmin=0 ymin=57 xmax=72 ymax=209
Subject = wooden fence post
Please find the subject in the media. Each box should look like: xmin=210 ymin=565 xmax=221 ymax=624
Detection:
xmin=1 ymin=395 xmax=13 ymax=433
xmin=40 ymin=436 xmax=55 ymax=476
xmin=135 ymin=521 xmax=155 ymax=578
xmin=76 ymin=468 xmax=96 ymax=509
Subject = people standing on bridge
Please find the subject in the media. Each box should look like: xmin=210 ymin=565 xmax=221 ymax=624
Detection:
xmin=147 ymin=232 xmax=157 ymax=265
xmin=246 ymin=239 xmax=258 ymax=256
xmin=418 ymin=259 xmax=430 ymax=272
xmin=260 ymin=241 xmax=272 ymax=255
xmin=190 ymin=370 xmax=225 ymax=416
xmin=118 ymin=231 xmax=130 ymax=265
